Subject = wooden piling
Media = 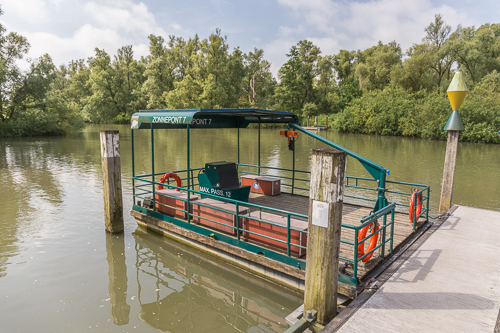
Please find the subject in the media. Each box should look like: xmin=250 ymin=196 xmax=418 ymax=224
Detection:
xmin=304 ymin=148 xmax=347 ymax=326
xmin=100 ymin=130 xmax=124 ymax=233
xmin=439 ymin=130 xmax=459 ymax=215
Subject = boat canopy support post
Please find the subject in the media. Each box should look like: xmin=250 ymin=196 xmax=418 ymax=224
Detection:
xmin=187 ymin=123 xmax=191 ymax=223
xmin=258 ymin=118 xmax=261 ymax=176
xmin=292 ymin=139 xmax=296 ymax=195
xmin=151 ymin=124 xmax=155 ymax=212
xmin=131 ymin=128 xmax=135 ymax=205
xmin=237 ymin=127 xmax=240 ymax=167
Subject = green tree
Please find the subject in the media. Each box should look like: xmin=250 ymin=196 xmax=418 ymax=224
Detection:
xmin=354 ymin=41 xmax=402 ymax=91
xmin=84 ymin=46 xmax=144 ymax=123
xmin=446 ymin=23 xmax=500 ymax=84
xmin=275 ymin=40 xmax=321 ymax=114
xmin=314 ymin=55 xmax=337 ymax=117
xmin=141 ymin=35 xmax=176 ymax=109
xmin=332 ymin=50 xmax=362 ymax=112
xmin=244 ymin=48 xmax=274 ymax=106
xmin=424 ymin=14 xmax=453 ymax=91
xmin=393 ymin=43 xmax=433 ymax=92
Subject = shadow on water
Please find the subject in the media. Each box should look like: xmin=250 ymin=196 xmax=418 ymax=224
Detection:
xmin=129 ymin=226 xmax=301 ymax=333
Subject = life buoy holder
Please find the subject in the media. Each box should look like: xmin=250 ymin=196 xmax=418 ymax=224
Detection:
xmin=158 ymin=172 xmax=182 ymax=191
xmin=358 ymin=220 xmax=379 ymax=262
xmin=409 ymin=189 xmax=422 ymax=223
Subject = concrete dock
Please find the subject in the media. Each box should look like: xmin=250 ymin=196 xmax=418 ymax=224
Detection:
xmin=325 ymin=206 xmax=500 ymax=333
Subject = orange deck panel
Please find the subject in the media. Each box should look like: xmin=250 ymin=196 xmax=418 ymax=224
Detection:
xmin=155 ymin=189 xmax=199 ymax=219
xmin=243 ymin=211 xmax=308 ymax=256
xmin=191 ymin=198 xmax=248 ymax=235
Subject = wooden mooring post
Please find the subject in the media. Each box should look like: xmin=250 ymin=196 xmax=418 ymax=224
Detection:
xmin=304 ymin=148 xmax=347 ymax=326
xmin=439 ymin=72 xmax=467 ymax=215
xmin=100 ymin=130 xmax=124 ymax=233
xmin=439 ymin=130 xmax=459 ymax=215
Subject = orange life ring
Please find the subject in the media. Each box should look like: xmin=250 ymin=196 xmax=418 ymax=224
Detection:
xmin=158 ymin=172 xmax=182 ymax=191
xmin=409 ymin=189 xmax=422 ymax=223
xmin=358 ymin=220 xmax=379 ymax=262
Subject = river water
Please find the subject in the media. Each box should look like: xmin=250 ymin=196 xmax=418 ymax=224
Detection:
xmin=0 ymin=124 xmax=498 ymax=332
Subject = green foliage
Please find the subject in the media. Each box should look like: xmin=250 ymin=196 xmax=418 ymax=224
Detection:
xmin=0 ymin=5 xmax=499 ymax=143
xmin=0 ymin=6 xmax=84 ymax=137
xmin=333 ymin=75 xmax=500 ymax=143
xmin=354 ymin=41 xmax=402 ymax=91
xmin=275 ymin=40 xmax=321 ymax=114
xmin=459 ymin=71 xmax=500 ymax=143
xmin=334 ymin=86 xmax=414 ymax=135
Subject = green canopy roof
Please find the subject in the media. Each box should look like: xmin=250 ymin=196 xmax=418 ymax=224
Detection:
xmin=130 ymin=108 xmax=299 ymax=129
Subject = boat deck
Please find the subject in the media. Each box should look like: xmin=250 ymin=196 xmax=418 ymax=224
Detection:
xmin=248 ymin=192 xmax=425 ymax=278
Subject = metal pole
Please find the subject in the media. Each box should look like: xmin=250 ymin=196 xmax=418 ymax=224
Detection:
xmin=151 ymin=124 xmax=155 ymax=212
xmin=426 ymin=187 xmax=430 ymax=221
xmin=258 ymin=119 xmax=261 ymax=176
xmin=381 ymin=214 xmax=387 ymax=259
xmin=390 ymin=209 xmax=395 ymax=253
xmin=131 ymin=129 xmax=135 ymax=205
xmin=237 ymin=127 xmax=240 ymax=166
xmin=236 ymin=202 xmax=240 ymax=240
xmin=287 ymin=214 xmax=291 ymax=256
xmin=292 ymin=140 xmax=295 ymax=195
xmin=187 ymin=124 xmax=191 ymax=223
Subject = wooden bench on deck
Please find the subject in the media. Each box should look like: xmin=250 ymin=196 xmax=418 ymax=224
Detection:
xmin=155 ymin=189 xmax=199 ymax=219
xmin=191 ymin=198 xmax=248 ymax=235
xmin=242 ymin=211 xmax=308 ymax=257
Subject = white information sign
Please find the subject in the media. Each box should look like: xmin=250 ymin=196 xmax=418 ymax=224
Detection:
xmin=312 ymin=200 xmax=330 ymax=228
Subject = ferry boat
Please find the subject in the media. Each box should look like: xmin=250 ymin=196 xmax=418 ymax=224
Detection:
xmin=129 ymin=108 xmax=429 ymax=297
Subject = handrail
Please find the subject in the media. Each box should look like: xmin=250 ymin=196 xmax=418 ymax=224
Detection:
xmin=288 ymin=123 xmax=388 ymax=212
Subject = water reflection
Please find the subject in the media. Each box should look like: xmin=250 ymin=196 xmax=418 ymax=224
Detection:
xmin=106 ymin=233 xmax=131 ymax=325
xmin=132 ymin=227 xmax=301 ymax=332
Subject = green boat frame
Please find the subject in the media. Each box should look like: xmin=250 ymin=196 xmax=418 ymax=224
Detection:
xmin=130 ymin=108 xmax=430 ymax=294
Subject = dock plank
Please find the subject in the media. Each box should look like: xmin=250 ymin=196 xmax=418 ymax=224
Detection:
xmin=332 ymin=206 xmax=500 ymax=333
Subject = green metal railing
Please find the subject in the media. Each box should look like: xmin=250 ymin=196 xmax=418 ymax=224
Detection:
xmin=132 ymin=169 xmax=418 ymax=285
xmin=131 ymin=124 xmax=430 ymax=288
xmin=235 ymin=163 xmax=430 ymax=226
xmin=346 ymin=202 xmax=396 ymax=279
xmin=290 ymin=123 xmax=388 ymax=213
xmin=133 ymin=175 xmax=309 ymax=265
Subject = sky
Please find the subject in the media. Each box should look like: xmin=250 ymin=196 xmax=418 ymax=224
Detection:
xmin=1 ymin=0 xmax=499 ymax=75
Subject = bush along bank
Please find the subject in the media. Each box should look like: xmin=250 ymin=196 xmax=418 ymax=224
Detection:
xmin=332 ymin=71 xmax=500 ymax=143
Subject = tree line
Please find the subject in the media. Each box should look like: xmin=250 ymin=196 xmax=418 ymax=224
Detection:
xmin=1 ymin=11 xmax=499 ymax=142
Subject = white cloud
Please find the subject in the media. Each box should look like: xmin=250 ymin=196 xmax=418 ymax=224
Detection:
xmin=5 ymin=0 xmax=169 ymax=67
xmin=342 ymin=0 xmax=468 ymax=52
xmin=84 ymin=1 xmax=167 ymax=37
xmin=271 ymin=0 xmax=469 ymax=71
xmin=25 ymin=25 xmax=127 ymax=64
xmin=2 ymin=0 xmax=49 ymax=22
xmin=264 ymin=37 xmax=295 ymax=77
xmin=277 ymin=0 xmax=339 ymax=34
xmin=171 ymin=23 xmax=182 ymax=31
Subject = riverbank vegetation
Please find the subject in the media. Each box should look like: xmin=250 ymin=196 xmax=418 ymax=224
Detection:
xmin=1 ymin=8 xmax=499 ymax=142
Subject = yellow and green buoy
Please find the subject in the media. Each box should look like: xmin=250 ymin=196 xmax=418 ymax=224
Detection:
xmin=444 ymin=72 xmax=467 ymax=131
